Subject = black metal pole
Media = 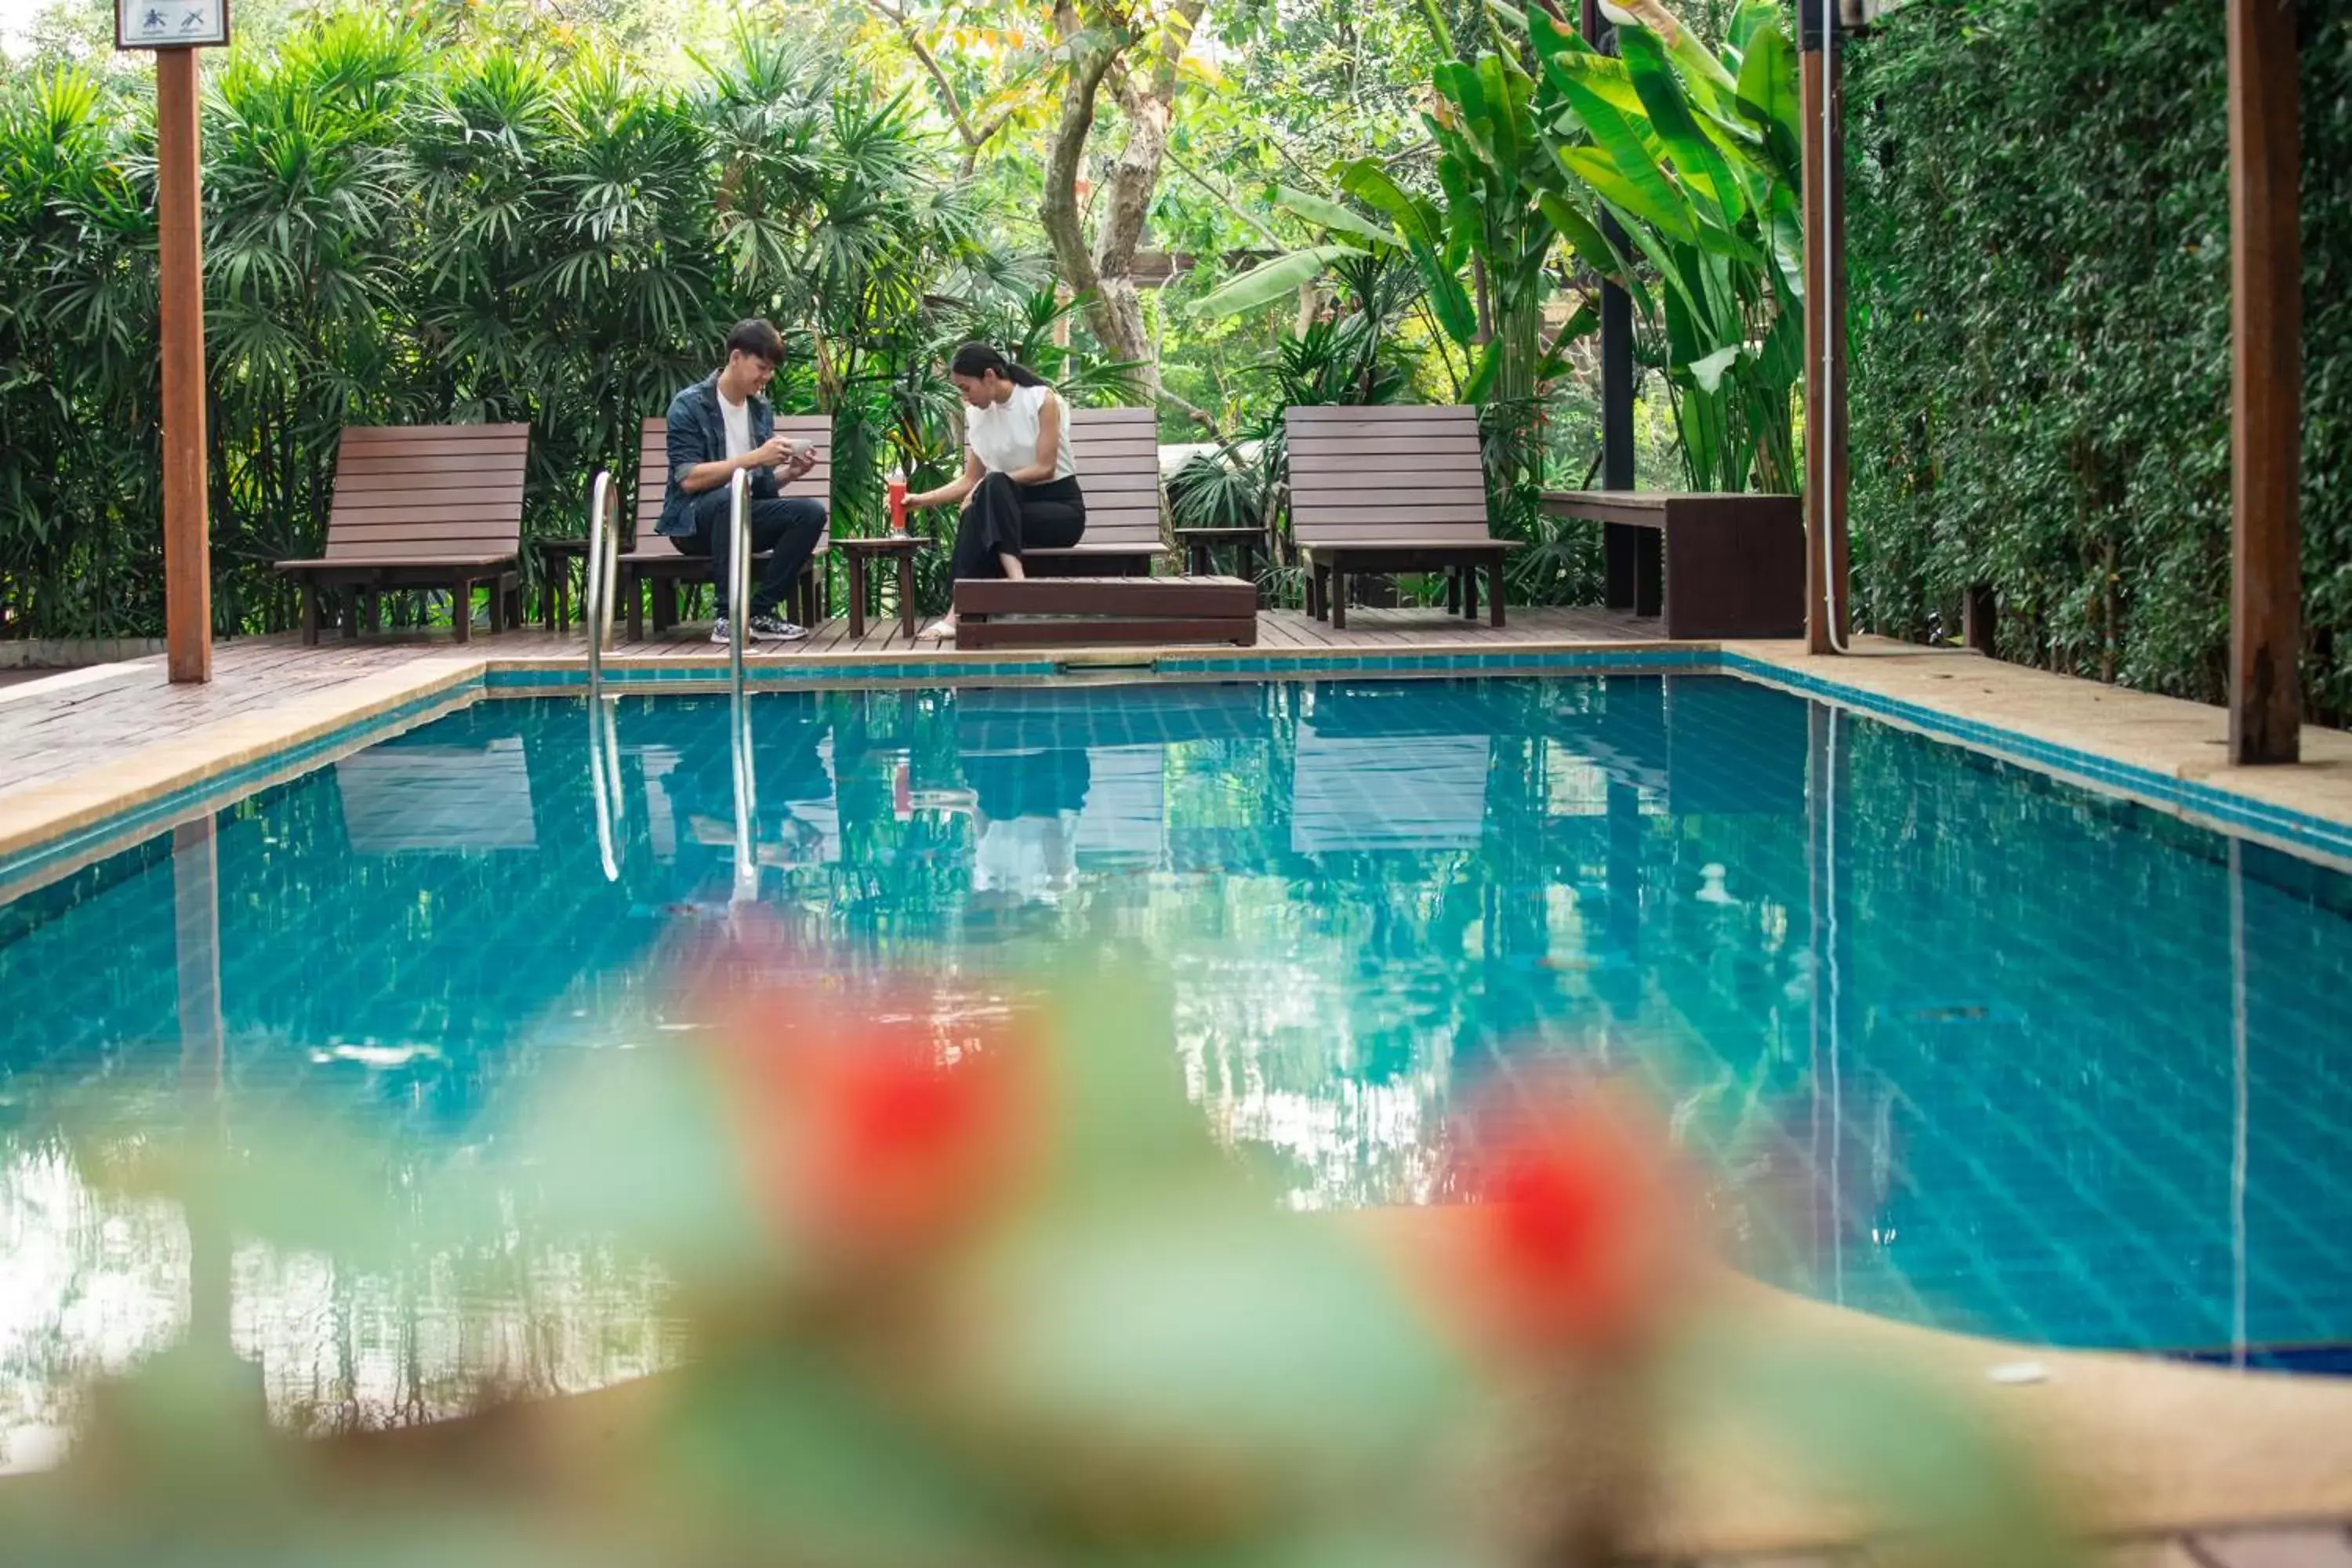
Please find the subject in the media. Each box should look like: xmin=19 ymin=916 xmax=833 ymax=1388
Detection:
xmin=1581 ymin=0 xmax=1636 ymax=495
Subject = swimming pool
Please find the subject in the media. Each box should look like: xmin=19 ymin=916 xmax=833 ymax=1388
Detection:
xmin=4 ymin=673 xmax=2350 ymax=1457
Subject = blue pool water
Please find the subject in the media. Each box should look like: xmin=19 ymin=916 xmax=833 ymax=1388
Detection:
xmin=3 ymin=673 xmax=2351 ymax=1450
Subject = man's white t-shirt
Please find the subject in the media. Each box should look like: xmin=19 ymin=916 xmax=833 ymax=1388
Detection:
xmin=719 ymin=392 xmax=753 ymax=461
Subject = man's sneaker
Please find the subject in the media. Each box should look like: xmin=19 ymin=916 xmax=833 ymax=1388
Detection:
xmin=746 ymin=614 xmax=810 ymax=643
xmin=709 ymin=616 xmax=733 ymax=645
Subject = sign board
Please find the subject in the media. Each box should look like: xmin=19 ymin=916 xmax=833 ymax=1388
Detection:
xmin=115 ymin=0 xmax=227 ymax=48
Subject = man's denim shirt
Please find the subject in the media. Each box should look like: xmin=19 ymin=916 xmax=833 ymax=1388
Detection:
xmin=655 ymin=372 xmax=776 ymax=537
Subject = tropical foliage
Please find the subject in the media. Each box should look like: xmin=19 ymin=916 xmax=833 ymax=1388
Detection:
xmin=1169 ymin=247 xmax=1420 ymax=601
xmin=1203 ymin=0 xmax=1805 ymax=495
xmin=0 ymin=13 xmax=1129 ymax=637
xmin=1525 ymin=1 xmax=1805 ymax=495
xmin=1845 ymin=0 xmax=2352 ymax=720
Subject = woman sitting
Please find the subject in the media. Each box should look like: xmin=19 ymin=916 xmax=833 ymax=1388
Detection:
xmin=908 ymin=342 xmax=1086 ymax=640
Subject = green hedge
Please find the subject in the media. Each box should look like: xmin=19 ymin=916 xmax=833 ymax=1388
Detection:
xmin=1846 ymin=0 xmax=2352 ymax=722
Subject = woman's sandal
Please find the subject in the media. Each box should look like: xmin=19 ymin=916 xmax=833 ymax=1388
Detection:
xmin=916 ymin=619 xmax=956 ymax=641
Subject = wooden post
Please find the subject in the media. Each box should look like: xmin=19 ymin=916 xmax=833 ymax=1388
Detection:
xmin=158 ymin=47 xmax=211 ymax=684
xmin=1799 ymin=28 xmax=1852 ymax=655
xmin=1962 ymin=582 xmax=1997 ymax=655
xmin=2227 ymin=0 xmax=2301 ymax=764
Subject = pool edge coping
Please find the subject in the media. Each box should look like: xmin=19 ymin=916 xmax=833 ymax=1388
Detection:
xmin=0 ymin=662 xmax=486 ymax=898
xmin=2 ymin=641 xmax=2350 ymax=887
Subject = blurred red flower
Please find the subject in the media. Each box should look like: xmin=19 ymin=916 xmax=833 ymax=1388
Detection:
xmin=1448 ymin=1076 xmax=1694 ymax=1359
xmin=694 ymin=956 xmax=1037 ymax=1273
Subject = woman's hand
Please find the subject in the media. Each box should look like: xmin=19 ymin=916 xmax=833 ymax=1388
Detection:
xmin=909 ymin=449 xmax=986 ymax=510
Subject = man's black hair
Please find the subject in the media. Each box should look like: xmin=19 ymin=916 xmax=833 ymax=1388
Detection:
xmin=726 ymin=319 xmax=786 ymax=365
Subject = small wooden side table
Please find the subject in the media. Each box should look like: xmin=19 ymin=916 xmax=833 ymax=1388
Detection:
xmin=534 ymin=538 xmax=592 ymax=630
xmin=837 ymin=535 xmax=934 ymax=640
xmin=1173 ymin=526 xmax=1265 ymax=583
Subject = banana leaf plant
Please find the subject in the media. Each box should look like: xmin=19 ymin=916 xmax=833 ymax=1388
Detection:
xmin=1193 ymin=10 xmax=1599 ymax=379
xmin=1191 ymin=35 xmax=1599 ymax=533
xmin=1526 ymin=0 xmax=1806 ymax=493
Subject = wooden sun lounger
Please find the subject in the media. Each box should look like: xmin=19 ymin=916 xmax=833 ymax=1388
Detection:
xmin=1022 ymin=405 xmax=1166 ymax=578
xmin=1284 ymin=405 xmax=1519 ymax=630
xmin=275 ymin=423 xmax=530 ymax=644
xmin=617 ymin=415 xmax=833 ymax=637
xmin=949 ymin=404 xmax=1191 ymax=647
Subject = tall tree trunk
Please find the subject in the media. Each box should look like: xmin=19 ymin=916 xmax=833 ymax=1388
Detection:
xmin=1040 ymin=0 xmax=1208 ymax=400
xmin=1091 ymin=83 xmax=1171 ymax=388
xmin=1040 ymin=1 xmax=1112 ymax=326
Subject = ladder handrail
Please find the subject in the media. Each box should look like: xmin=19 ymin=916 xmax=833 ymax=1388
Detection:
xmin=725 ymin=467 xmax=755 ymax=899
xmin=583 ymin=469 xmax=619 ymax=690
xmin=726 ymin=466 xmax=750 ymax=695
xmin=583 ymin=467 xmax=626 ymax=880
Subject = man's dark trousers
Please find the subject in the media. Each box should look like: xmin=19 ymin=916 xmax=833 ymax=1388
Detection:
xmin=675 ymin=488 xmax=826 ymax=619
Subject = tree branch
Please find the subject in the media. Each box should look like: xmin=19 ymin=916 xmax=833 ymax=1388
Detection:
xmin=1163 ymin=143 xmax=1289 ymax=252
xmin=1158 ymin=387 xmax=1226 ymax=437
xmin=866 ymin=0 xmax=999 ymax=175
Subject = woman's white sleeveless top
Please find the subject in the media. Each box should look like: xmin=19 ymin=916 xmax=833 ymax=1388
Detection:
xmin=967 ymin=383 xmax=1079 ymax=481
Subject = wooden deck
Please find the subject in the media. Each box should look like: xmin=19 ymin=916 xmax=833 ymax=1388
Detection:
xmin=0 ymin=640 xmax=470 ymax=800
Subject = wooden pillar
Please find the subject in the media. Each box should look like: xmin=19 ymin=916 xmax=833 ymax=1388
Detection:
xmin=2227 ymin=0 xmax=2301 ymax=764
xmin=1799 ymin=31 xmax=1852 ymax=655
xmin=1962 ymin=582 xmax=1998 ymax=655
xmin=158 ymin=47 xmax=212 ymax=684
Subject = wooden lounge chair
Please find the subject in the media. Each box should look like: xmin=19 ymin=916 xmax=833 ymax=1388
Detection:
xmin=275 ymin=423 xmax=530 ymax=644
xmin=618 ymin=415 xmax=833 ymax=638
xmin=1022 ymin=405 xmax=1166 ymax=577
xmin=1284 ymin=405 xmax=1519 ymax=630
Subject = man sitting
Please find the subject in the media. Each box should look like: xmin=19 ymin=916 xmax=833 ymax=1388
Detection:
xmin=656 ymin=319 xmax=827 ymax=644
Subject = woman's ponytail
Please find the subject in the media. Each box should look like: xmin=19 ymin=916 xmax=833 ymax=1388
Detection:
xmin=950 ymin=340 xmax=1048 ymax=388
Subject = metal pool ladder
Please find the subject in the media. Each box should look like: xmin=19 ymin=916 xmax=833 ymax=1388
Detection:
xmin=582 ymin=470 xmax=626 ymax=880
xmin=724 ymin=470 xmax=758 ymax=900
xmin=579 ymin=468 xmax=758 ymax=895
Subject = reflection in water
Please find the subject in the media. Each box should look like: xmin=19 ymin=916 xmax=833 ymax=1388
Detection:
xmin=5 ymin=674 xmax=2352 ymax=1462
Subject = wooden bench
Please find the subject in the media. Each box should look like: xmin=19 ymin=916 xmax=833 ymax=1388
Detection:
xmin=275 ymin=423 xmax=530 ymax=644
xmin=1536 ymin=490 xmax=1804 ymax=639
xmin=952 ymin=576 xmax=1257 ymax=650
xmin=1285 ymin=405 xmax=1519 ymax=630
xmin=618 ymin=414 xmax=833 ymax=637
xmin=1022 ymin=405 xmax=1165 ymax=577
